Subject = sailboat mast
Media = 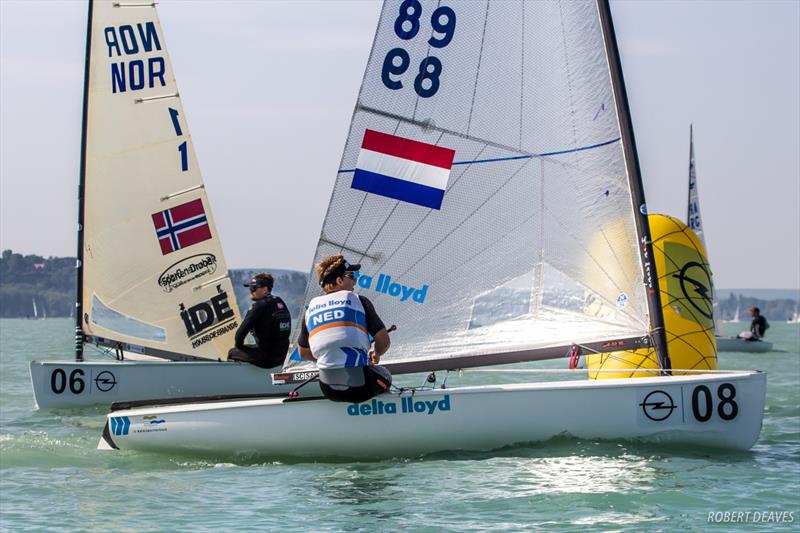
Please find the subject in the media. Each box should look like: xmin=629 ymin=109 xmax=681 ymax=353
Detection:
xmin=687 ymin=124 xmax=694 ymax=222
xmin=596 ymin=0 xmax=671 ymax=371
xmin=74 ymin=0 xmax=94 ymax=361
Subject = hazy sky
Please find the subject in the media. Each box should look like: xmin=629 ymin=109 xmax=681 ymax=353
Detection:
xmin=1 ymin=0 xmax=798 ymax=289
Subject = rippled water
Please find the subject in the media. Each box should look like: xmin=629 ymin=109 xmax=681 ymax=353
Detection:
xmin=1 ymin=319 xmax=798 ymax=531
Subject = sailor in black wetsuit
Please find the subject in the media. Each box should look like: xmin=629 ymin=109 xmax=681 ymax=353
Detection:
xmin=748 ymin=307 xmax=769 ymax=341
xmin=228 ymin=273 xmax=291 ymax=368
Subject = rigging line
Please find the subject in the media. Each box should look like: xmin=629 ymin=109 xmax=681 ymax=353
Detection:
xmin=354 ymin=130 xmax=446 ymax=265
xmin=368 ymin=144 xmax=490 ymax=273
xmin=336 ymin=137 xmax=621 ymax=173
xmin=465 ymin=1 xmax=491 ymax=136
xmin=519 ymin=0 xmax=525 ymax=151
xmin=463 ymin=368 xmax=750 ymax=375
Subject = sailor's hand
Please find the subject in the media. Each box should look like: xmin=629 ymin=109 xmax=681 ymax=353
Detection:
xmin=369 ymin=349 xmax=380 ymax=365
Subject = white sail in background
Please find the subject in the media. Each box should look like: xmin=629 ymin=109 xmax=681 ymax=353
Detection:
xmin=80 ymin=1 xmax=240 ymax=360
xmin=687 ymin=125 xmax=705 ymax=244
xmin=685 ymin=125 xmax=721 ymax=333
xmin=286 ymin=0 xmax=652 ymax=372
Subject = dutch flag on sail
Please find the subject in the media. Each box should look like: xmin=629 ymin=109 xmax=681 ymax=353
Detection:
xmin=151 ymin=198 xmax=212 ymax=255
xmin=351 ymin=129 xmax=455 ymax=210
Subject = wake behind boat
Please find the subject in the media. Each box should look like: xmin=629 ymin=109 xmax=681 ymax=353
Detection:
xmin=99 ymin=0 xmax=766 ymax=456
xmin=30 ymin=0 xmax=301 ymax=409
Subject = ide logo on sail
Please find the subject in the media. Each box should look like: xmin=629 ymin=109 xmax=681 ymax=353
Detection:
xmin=354 ymin=272 xmax=428 ymax=303
xmin=179 ymin=285 xmax=237 ymax=348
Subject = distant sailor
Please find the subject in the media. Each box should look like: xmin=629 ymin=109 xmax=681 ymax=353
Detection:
xmin=298 ymin=255 xmax=392 ymax=403
xmin=738 ymin=306 xmax=769 ymax=342
xmin=228 ymin=273 xmax=291 ymax=368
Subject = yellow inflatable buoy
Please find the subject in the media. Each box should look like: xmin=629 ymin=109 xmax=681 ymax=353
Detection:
xmin=586 ymin=214 xmax=718 ymax=379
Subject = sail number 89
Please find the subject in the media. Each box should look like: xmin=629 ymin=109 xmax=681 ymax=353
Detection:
xmin=50 ymin=368 xmax=85 ymax=394
xmin=382 ymin=1 xmax=456 ymax=98
xmin=692 ymin=383 xmax=738 ymax=422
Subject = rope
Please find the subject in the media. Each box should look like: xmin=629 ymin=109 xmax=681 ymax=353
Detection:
xmin=461 ymin=368 xmax=754 ymax=375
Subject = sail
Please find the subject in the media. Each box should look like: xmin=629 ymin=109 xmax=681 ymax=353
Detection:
xmin=287 ymin=0 xmax=655 ymax=373
xmin=687 ymin=125 xmax=706 ymax=245
xmin=78 ymin=1 xmax=240 ymax=360
xmin=685 ymin=125 xmax=721 ymax=333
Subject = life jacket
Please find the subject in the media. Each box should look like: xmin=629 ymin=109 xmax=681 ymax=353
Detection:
xmin=305 ymin=290 xmax=370 ymax=369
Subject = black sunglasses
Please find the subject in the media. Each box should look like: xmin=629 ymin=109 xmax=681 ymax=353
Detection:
xmin=249 ymin=285 xmax=264 ymax=292
xmin=343 ymin=272 xmax=356 ymax=280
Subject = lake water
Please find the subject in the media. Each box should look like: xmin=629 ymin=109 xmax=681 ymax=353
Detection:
xmin=1 ymin=318 xmax=798 ymax=531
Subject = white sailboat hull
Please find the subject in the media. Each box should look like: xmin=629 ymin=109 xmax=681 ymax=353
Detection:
xmin=99 ymin=371 xmax=766 ymax=457
xmin=30 ymin=360 xmax=308 ymax=409
xmin=716 ymin=337 xmax=773 ymax=353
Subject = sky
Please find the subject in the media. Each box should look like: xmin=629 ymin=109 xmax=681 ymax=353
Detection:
xmin=1 ymin=0 xmax=798 ymax=290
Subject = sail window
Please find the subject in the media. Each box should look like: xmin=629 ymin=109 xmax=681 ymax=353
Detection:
xmin=91 ymin=295 xmax=166 ymax=342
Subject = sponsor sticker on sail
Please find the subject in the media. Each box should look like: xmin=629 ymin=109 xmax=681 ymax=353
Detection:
xmin=152 ymin=199 xmax=212 ymax=255
xmin=351 ymin=129 xmax=455 ymax=210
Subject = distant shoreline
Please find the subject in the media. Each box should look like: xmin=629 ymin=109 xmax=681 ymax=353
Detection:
xmin=1 ymin=250 xmax=798 ymax=320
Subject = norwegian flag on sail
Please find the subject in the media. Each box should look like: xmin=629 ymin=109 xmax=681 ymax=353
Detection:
xmin=151 ymin=199 xmax=211 ymax=255
xmin=351 ymin=129 xmax=455 ymax=210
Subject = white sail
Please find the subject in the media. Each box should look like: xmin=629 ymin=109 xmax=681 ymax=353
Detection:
xmin=687 ymin=125 xmax=705 ymax=244
xmin=685 ymin=125 xmax=721 ymax=333
xmin=286 ymin=0 xmax=653 ymax=373
xmin=79 ymin=1 xmax=240 ymax=360
xmin=788 ymin=303 xmax=799 ymax=324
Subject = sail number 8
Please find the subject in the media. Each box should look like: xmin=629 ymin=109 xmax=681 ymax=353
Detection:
xmin=382 ymin=0 xmax=456 ymax=98
xmin=692 ymin=383 xmax=738 ymax=422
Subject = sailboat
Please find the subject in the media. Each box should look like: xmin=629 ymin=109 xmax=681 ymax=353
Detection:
xmin=32 ymin=298 xmax=39 ymax=320
xmin=788 ymin=304 xmax=799 ymax=324
xmin=99 ymin=0 xmax=765 ymax=456
xmin=29 ymin=0 xmax=307 ymax=409
xmin=724 ymin=300 xmax=741 ymax=323
xmin=686 ymin=127 xmax=772 ymax=353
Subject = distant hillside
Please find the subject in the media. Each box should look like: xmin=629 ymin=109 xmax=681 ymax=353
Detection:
xmin=0 ymin=250 xmax=75 ymax=318
xmin=1 ymin=250 xmax=797 ymax=322
xmin=229 ymin=268 xmax=308 ymax=321
xmin=0 ymin=250 xmax=308 ymax=320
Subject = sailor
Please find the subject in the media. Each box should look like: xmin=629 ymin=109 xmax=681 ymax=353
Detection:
xmin=747 ymin=307 xmax=769 ymax=341
xmin=297 ymin=255 xmax=392 ymax=403
xmin=228 ymin=273 xmax=291 ymax=368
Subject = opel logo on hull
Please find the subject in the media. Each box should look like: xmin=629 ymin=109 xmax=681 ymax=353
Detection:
xmin=640 ymin=390 xmax=677 ymax=421
xmin=94 ymin=371 xmax=117 ymax=392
